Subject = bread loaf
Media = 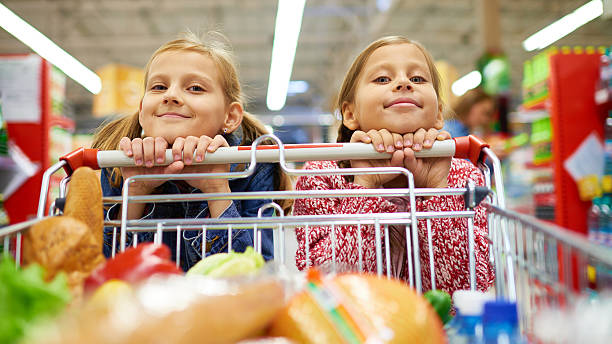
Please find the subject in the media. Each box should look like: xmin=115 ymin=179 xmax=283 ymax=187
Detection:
xmin=63 ymin=167 xmax=103 ymax=249
xmin=269 ymin=273 xmax=446 ymax=343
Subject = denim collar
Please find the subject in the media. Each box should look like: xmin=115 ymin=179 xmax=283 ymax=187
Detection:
xmin=224 ymin=125 xmax=243 ymax=147
xmin=224 ymin=126 xmax=244 ymax=173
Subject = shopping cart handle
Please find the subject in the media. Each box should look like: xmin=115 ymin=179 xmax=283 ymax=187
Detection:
xmin=59 ymin=135 xmax=489 ymax=175
xmin=453 ymin=135 xmax=490 ymax=166
xmin=60 ymin=146 xmax=101 ymax=174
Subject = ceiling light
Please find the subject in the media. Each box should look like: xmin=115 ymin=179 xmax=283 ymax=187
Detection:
xmin=0 ymin=3 xmax=101 ymax=94
xmin=287 ymin=80 xmax=309 ymax=95
xmin=377 ymin=0 xmax=393 ymax=12
xmin=522 ymin=0 xmax=603 ymax=52
xmin=451 ymin=71 xmax=482 ymax=96
xmin=266 ymin=0 xmax=306 ymax=111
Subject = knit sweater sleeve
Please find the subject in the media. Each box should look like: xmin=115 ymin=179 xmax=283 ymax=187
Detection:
xmin=293 ymin=160 xmax=395 ymax=270
xmin=414 ymin=158 xmax=494 ymax=293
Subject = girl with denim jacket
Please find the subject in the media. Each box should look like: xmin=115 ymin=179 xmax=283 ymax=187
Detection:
xmin=92 ymin=32 xmax=291 ymax=270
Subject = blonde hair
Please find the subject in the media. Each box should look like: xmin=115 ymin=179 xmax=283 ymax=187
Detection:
xmin=92 ymin=31 xmax=292 ymax=211
xmin=335 ymin=36 xmax=446 ymax=165
xmin=333 ymin=36 xmax=446 ymax=272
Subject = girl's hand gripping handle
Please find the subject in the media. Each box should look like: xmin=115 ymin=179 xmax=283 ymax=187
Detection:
xmin=59 ymin=135 xmax=489 ymax=175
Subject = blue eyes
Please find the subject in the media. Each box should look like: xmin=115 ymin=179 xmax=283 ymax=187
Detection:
xmin=374 ymin=76 xmax=391 ymax=83
xmin=373 ymin=76 xmax=427 ymax=83
xmin=150 ymin=85 xmax=205 ymax=92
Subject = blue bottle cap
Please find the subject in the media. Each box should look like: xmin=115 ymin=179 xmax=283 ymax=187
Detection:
xmin=482 ymin=301 xmax=518 ymax=325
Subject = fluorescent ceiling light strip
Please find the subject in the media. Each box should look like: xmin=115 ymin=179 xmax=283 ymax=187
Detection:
xmin=451 ymin=71 xmax=482 ymax=96
xmin=0 ymin=3 xmax=101 ymax=94
xmin=522 ymin=0 xmax=603 ymax=52
xmin=266 ymin=0 xmax=306 ymax=111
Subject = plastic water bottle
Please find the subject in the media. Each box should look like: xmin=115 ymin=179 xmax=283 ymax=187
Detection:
xmin=588 ymin=198 xmax=602 ymax=243
xmin=482 ymin=301 xmax=524 ymax=344
xmin=599 ymin=197 xmax=611 ymax=245
xmin=447 ymin=290 xmax=494 ymax=343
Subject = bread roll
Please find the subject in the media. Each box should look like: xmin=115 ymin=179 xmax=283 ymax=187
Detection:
xmin=63 ymin=167 xmax=103 ymax=249
xmin=269 ymin=273 xmax=446 ymax=343
xmin=23 ymin=216 xmax=105 ymax=299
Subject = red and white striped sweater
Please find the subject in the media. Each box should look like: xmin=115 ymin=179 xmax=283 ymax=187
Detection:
xmin=293 ymin=158 xmax=494 ymax=295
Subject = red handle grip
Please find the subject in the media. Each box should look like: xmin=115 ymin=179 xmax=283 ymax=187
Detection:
xmin=60 ymin=147 xmax=100 ymax=175
xmin=453 ymin=135 xmax=490 ymax=165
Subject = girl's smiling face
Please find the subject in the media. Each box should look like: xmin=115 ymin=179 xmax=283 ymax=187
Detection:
xmin=139 ymin=50 xmax=234 ymax=144
xmin=342 ymin=43 xmax=444 ymax=134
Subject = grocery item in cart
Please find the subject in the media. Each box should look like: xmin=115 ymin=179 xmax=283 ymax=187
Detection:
xmin=84 ymin=243 xmax=182 ymax=293
xmin=187 ymin=246 xmax=265 ymax=278
xmin=63 ymin=167 xmax=103 ymax=248
xmin=25 ymin=275 xmax=286 ymax=344
xmin=0 ymin=256 xmax=71 ymax=344
xmin=269 ymin=270 xmax=445 ymax=343
xmin=22 ymin=216 xmax=105 ymax=299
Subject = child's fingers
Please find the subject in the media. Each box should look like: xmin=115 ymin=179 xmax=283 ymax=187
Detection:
xmin=142 ymin=137 xmax=155 ymax=167
xmin=193 ymin=136 xmax=212 ymax=163
xmin=392 ymin=133 xmax=403 ymax=150
xmin=390 ymin=149 xmax=404 ymax=167
xmin=164 ymin=160 xmax=184 ymax=174
xmin=403 ymin=147 xmax=417 ymax=171
xmin=423 ymin=128 xmax=439 ymax=148
xmin=437 ymin=130 xmax=452 ymax=140
xmin=349 ymin=130 xmax=371 ymax=144
xmin=172 ymin=137 xmax=185 ymax=162
xmin=378 ymin=129 xmax=395 ymax=153
xmin=130 ymin=138 xmax=144 ymax=166
xmin=119 ymin=137 xmax=133 ymax=157
xmin=194 ymin=136 xmax=207 ymax=162
xmin=411 ymin=128 xmax=427 ymax=151
xmin=366 ymin=130 xmax=385 ymax=152
xmin=403 ymin=133 xmax=414 ymax=148
xmin=154 ymin=137 xmax=168 ymax=165
xmin=183 ymin=136 xmax=199 ymax=165
xmin=206 ymin=135 xmax=229 ymax=153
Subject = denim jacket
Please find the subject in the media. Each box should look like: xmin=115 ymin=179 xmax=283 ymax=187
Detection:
xmin=101 ymin=128 xmax=276 ymax=270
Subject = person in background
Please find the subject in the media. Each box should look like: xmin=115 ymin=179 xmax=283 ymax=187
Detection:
xmin=91 ymin=32 xmax=291 ymax=270
xmin=444 ymin=87 xmax=496 ymax=138
xmin=293 ymin=36 xmax=495 ymax=296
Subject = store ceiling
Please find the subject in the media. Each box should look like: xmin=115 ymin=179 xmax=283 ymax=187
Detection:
xmin=0 ymin=0 xmax=611 ymax=128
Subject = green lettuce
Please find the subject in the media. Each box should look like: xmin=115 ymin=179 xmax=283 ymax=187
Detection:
xmin=0 ymin=256 xmax=71 ymax=344
xmin=186 ymin=246 xmax=265 ymax=278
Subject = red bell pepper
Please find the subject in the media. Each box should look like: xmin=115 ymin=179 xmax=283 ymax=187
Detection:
xmin=84 ymin=243 xmax=182 ymax=292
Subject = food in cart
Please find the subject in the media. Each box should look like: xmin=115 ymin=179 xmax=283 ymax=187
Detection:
xmin=62 ymin=167 xmax=104 ymax=248
xmin=22 ymin=166 xmax=106 ymax=301
xmin=187 ymin=246 xmax=265 ymax=278
xmin=84 ymin=243 xmax=182 ymax=293
xmin=269 ymin=270 xmax=446 ymax=343
xmin=423 ymin=289 xmax=453 ymax=324
xmin=25 ymin=274 xmax=286 ymax=344
xmin=0 ymin=256 xmax=71 ymax=344
xmin=22 ymin=216 xmax=105 ymax=300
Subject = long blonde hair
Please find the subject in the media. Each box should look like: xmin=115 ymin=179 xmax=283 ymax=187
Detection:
xmin=92 ymin=32 xmax=292 ymax=211
xmin=335 ymin=36 xmax=446 ymax=171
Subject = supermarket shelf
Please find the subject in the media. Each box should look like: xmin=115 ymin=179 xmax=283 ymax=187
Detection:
xmin=509 ymin=110 xmax=550 ymax=124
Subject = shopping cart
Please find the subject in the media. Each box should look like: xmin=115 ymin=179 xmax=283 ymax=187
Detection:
xmin=1 ymin=134 xmax=611 ymax=340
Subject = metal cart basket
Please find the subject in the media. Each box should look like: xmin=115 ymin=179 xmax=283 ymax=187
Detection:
xmin=2 ymin=134 xmax=611 ymax=340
